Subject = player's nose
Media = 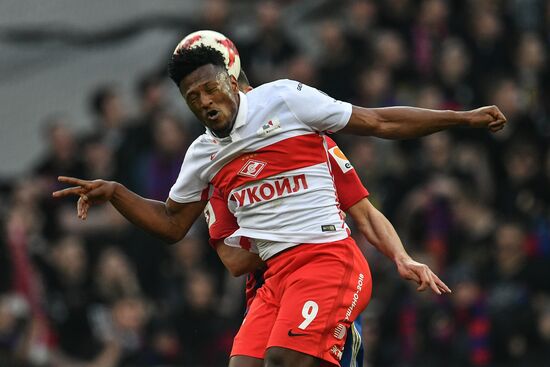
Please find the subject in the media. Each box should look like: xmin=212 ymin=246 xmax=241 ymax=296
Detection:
xmin=199 ymin=93 xmax=213 ymax=109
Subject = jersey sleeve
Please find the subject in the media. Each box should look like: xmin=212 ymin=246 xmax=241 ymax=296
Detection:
xmin=278 ymin=80 xmax=352 ymax=133
xmin=169 ymin=142 xmax=210 ymax=203
xmin=326 ymin=137 xmax=369 ymax=211
xmin=204 ymin=188 xmax=239 ymax=248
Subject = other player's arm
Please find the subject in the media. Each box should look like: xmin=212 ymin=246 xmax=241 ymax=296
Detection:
xmin=52 ymin=177 xmax=205 ymax=243
xmin=347 ymin=199 xmax=451 ymax=295
xmin=214 ymin=240 xmax=266 ymax=277
xmin=326 ymin=137 xmax=450 ymax=295
xmin=341 ymin=105 xmax=506 ymax=138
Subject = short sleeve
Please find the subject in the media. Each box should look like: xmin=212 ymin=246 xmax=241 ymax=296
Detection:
xmin=326 ymin=137 xmax=369 ymax=211
xmin=169 ymin=143 xmax=210 ymax=203
xmin=205 ymin=188 xmax=239 ymax=248
xmin=278 ymin=80 xmax=352 ymax=133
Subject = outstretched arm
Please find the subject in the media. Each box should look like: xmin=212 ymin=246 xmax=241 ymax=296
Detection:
xmin=52 ymin=177 xmax=205 ymax=243
xmin=341 ymin=105 xmax=506 ymax=139
xmin=348 ymin=198 xmax=451 ymax=295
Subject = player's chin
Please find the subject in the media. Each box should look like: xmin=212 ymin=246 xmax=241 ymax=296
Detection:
xmin=210 ymin=121 xmax=231 ymax=137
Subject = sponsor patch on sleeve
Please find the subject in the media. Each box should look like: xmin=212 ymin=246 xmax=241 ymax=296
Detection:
xmin=328 ymin=146 xmax=353 ymax=173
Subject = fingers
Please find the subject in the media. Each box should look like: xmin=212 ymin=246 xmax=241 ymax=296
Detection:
xmin=58 ymin=176 xmax=91 ymax=187
xmin=495 ymin=108 xmax=506 ymax=122
xmin=487 ymin=105 xmax=503 ymax=117
xmin=401 ymin=260 xmax=452 ymax=295
xmin=413 ymin=266 xmax=452 ymax=295
xmin=487 ymin=106 xmax=506 ymax=132
xmin=489 ymin=122 xmax=505 ymax=132
xmin=77 ymin=197 xmax=83 ymax=217
xmin=82 ymin=200 xmax=90 ymax=220
xmin=416 ymin=280 xmax=429 ymax=292
xmin=52 ymin=186 xmax=86 ymax=198
xmin=408 ymin=271 xmax=421 ymax=284
xmin=53 ymin=177 xmax=93 ymax=198
xmin=77 ymin=196 xmax=90 ymax=220
xmin=432 ymin=272 xmax=452 ymax=294
xmin=415 ymin=267 xmax=431 ymax=292
xmin=424 ymin=267 xmax=441 ymax=295
xmin=84 ymin=186 xmax=106 ymax=205
xmin=54 ymin=176 xmax=104 ymax=221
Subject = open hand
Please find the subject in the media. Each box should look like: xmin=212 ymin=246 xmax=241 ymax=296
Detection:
xmin=396 ymin=256 xmax=451 ymax=295
xmin=465 ymin=105 xmax=507 ymax=132
xmin=52 ymin=176 xmax=117 ymax=220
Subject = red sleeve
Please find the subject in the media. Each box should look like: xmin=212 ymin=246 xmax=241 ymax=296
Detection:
xmin=325 ymin=137 xmax=369 ymax=212
xmin=204 ymin=188 xmax=239 ymax=248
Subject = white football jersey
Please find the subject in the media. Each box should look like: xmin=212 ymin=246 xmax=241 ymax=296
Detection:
xmin=169 ymin=79 xmax=352 ymax=259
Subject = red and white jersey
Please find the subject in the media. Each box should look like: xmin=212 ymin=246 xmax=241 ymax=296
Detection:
xmin=170 ymin=80 xmax=352 ymax=259
xmin=205 ymin=137 xmax=369 ymax=250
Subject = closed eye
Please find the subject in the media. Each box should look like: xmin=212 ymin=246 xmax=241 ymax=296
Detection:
xmin=187 ymin=92 xmax=199 ymax=102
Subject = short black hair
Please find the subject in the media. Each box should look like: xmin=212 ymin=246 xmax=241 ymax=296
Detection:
xmin=168 ymin=45 xmax=227 ymax=87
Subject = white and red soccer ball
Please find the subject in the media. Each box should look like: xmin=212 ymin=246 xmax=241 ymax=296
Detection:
xmin=174 ymin=30 xmax=241 ymax=79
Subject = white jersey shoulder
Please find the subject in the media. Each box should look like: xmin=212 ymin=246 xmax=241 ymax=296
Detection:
xmin=168 ymin=138 xmax=214 ymax=203
xmin=248 ymin=79 xmax=352 ymax=133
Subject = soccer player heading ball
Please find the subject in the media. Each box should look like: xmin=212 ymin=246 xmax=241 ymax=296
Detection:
xmin=54 ymin=29 xmax=506 ymax=366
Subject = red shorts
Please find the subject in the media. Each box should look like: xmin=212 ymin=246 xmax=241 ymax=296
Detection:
xmin=230 ymin=237 xmax=372 ymax=366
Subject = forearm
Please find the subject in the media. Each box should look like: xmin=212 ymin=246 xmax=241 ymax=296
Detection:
xmin=348 ymin=199 xmax=452 ymax=294
xmin=343 ymin=106 xmax=469 ymax=139
xmin=364 ymin=215 xmax=409 ymax=262
xmin=348 ymin=202 xmax=410 ymax=263
xmin=216 ymin=243 xmax=266 ymax=277
xmin=110 ymin=183 xmax=189 ymax=243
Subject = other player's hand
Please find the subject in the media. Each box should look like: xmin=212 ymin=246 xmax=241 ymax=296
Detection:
xmin=464 ymin=105 xmax=507 ymax=132
xmin=396 ymin=256 xmax=451 ymax=295
xmin=52 ymin=176 xmax=117 ymax=220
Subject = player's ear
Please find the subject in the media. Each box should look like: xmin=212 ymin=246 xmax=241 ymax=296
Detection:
xmin=229 ymin=74 xmax=239 ymax=92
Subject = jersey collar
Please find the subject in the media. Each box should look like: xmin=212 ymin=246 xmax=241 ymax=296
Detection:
xmin=232 ymin=91 xmax=248 ymax=130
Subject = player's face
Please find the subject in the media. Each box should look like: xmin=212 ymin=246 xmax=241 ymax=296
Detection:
xmin=179 ymin=64 xmax=240 ymax=138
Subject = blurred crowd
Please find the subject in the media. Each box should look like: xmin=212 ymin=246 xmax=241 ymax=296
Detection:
xmin=1 ymin=0 xmax=549 ymax=366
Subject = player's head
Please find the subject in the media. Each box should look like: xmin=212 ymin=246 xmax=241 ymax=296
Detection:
xmin=168 ymin=45 xmax=239 ymax=138
xmin=237 ymin=69 xmax=253 ymax=93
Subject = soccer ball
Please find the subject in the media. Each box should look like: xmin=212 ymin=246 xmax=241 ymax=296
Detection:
xmin=173 ymin=30 xmax=241 ymax=79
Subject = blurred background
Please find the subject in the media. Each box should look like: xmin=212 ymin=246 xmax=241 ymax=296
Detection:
xmin=0 ymin=0 xmax=549 ymax=366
